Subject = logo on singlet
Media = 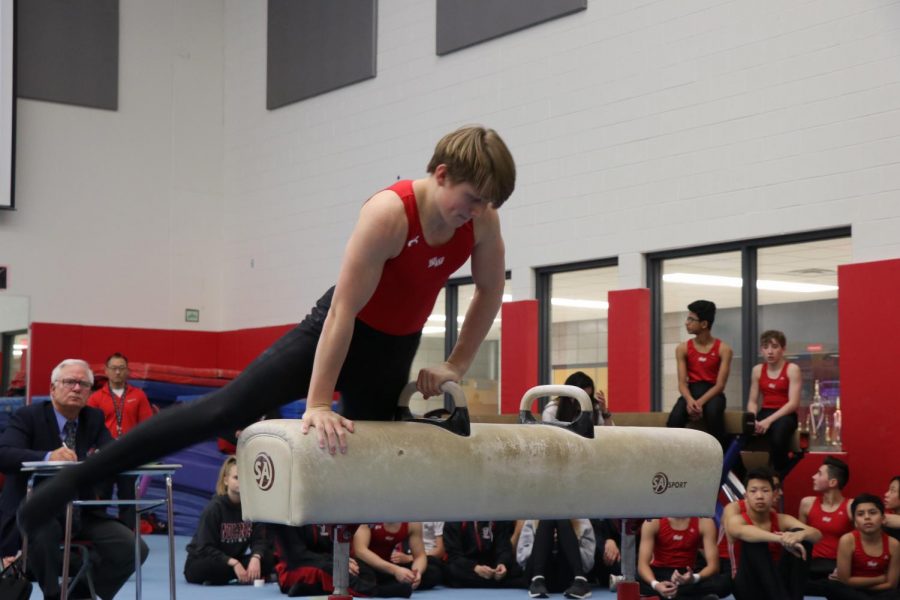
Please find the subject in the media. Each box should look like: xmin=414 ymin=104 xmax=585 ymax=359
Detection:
xmin=428 ymin=256 xmax=445 ymax=268
xmin=768 ymin=383 xmax=776 ymax=389
xmin=673 ymin=534 xmax=684 ymax=540
xmin=822 ymin=516 xmax=832 ymax=522
xmin=868 ymin=560 xmax=879 ymax=567
xmin=407 ymin=235 xmax=420 ymax=247
xmin=254 ymin=452 xmax=275 ymax=491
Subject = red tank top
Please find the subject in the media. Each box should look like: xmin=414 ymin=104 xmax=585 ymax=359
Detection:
xmin=652 ymin=517 xmax=701 ymax=568
xmin=760 ymin=362 xmax=791 ymax=409
xmin=809 ymin=498 xmax=853 ymax=560
xmin=367 ymin=522 xmax=410 ymax=562
xmin=356 ymin=180 xmax=475 ymax=335
xmin=686 ymin=338 xmax=722 ymax=383
xmin=731 ymin=506 xmax=781 ymax=576
xmin=850 ymin=531 xmax=891 ymax=578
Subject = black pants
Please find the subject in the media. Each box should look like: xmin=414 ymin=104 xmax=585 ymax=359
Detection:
xmin=98 ymin=474 xmax=138 ymax=529
xmin=825 ymin=581 xmax=900 ymax=600
xmin=731 ymin=536 xmax=811 ymax=600
xmin=356 ymin=558 xmax=441 ymax=595
xmin=527 ymin=520 xmax=584 ymax=592
xmin=639 ymin=565 xmax=732 ymax=598
xmin=667 ymin=381 xmax=727 ymax=449
xmin=183 ymin=552 xmax=274 ymax=585
xmin=444 ymin=561 xmax=525 ymax=588
xmin=28 ymin=511 xmax=149 ymax=600
xmin=20 ymin=287 xmax=422 ymax=533
xmin=806 ymin=556 xmax=837 ymax=596
xmin=755 ymin=408 xmax=798 ymax=475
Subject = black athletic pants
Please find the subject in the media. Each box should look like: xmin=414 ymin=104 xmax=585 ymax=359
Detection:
xmin=527 ymin=520 xmax=584 ymax=592
xmin=755 ymin=408 xmax=798 ymax=475
xmin=825 ymin=582 xmax=900 ymax=600
xmin=21 ymin=287 xmax=421 ymax=534
xmin=183 ymin=552 xmax=274 ymax=585
xmin=639 ymin=565 xmax=732 ymax=598
xmin=731 ymin=535 xmax=811 ymax=600
xmin=667 ymin=381 xmax=727 ymax=449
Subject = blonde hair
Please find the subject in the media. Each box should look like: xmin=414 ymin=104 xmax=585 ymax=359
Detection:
xmin=426 ymin=125 xmax=516 ymax=207
xmin=216 ymin=455 xmax=238 ymax=496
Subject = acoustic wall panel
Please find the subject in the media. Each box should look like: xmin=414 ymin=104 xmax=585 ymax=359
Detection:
xmin=267 ymin=0 xmax=377 ymax=110
xmin=436 ymin=0 xmax=586 ymax=56
xmin=16 ymin=0 xmax=118 ymax=110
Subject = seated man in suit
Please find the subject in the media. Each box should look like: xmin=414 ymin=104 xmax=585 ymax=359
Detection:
xmin=0 ymin=358 xmax=148 ymax=600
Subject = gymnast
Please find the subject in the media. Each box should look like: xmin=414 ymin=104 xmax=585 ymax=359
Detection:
xmin=19 ymin=125 xmax=516 ymax=538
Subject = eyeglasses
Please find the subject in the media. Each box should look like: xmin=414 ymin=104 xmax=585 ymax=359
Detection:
xmin=57 ymin=378 xmax=91 ymax=389
xmin=106 ymin=366 xmax=128 ymax=372
xmin=685 ymin=316 xmax=700 ymax=323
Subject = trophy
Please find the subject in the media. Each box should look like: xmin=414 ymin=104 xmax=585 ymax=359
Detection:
xmin=832 ymin=395 xmax=842 ymax=447
xmin=808 ymin=379 xmax=826 ymax=442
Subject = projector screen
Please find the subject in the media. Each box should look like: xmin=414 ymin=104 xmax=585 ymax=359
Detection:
xmin=0 ymin=0 xmax=14 ymax=210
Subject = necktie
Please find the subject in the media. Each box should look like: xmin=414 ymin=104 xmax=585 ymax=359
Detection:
xmin=63 ymin=420 xmax=77 ymax=451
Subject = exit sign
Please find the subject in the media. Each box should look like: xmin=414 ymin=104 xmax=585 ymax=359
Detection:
xmin=185 ymin=308 xmax=200 ymax=323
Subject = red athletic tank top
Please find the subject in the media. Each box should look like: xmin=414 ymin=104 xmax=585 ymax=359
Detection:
xmin=731 ymin=506 xmax=781 ymax=576
xmin=809 ymin=498 xmax=853 ymax=560
xmin=850 ymin=531 xmax=891 ymax=578
xmin=652 ymin=517 xmax=701 ymax=568
xmin=356 ymin=180 xmax=475 ymax=335
xmin=367 ymin=522 xmax=410 ymax=562
xmin=686 ymin=339 xmax=722 ymax=383
xmin=760 ymin=362 xmax=791 ymax=409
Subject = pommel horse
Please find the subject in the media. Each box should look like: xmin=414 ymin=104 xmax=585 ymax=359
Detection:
xmin=237 ymin=383 xmax=722 ymax=599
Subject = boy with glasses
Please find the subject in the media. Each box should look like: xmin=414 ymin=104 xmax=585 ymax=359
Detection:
xmin=666 ymin=300 xmax=733 ymax=448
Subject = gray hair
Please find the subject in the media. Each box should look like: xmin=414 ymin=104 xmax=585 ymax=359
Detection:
xmin=50 ymin=359 xmax=94 ymax=386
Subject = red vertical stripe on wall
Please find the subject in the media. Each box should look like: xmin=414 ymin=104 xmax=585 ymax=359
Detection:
xmin=500 ymin=300 xmax=538 ymax=414
xmin=833 ymin=258 xmax=900 ymax=502
xmin=608 ymin=288 xmax=651 ymax=413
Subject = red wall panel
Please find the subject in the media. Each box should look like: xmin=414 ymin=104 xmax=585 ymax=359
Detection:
xmin=500 ymin=300 xmax=538 ymax=414
xmin=608 ymin=288 xmax=651 ymax=413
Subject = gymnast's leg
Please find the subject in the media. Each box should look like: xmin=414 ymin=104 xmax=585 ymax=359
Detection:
xmin=19 ymin=289 xmax=337 ymax=535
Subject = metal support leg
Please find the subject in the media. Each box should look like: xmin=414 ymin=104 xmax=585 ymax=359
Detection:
xmin=329 ymin=525 xmax=353 ymax=600
xmin=167 ymin=474 xmax=176 ymax=600
xmin=61 ymin=502 xmax=74 ymax=600
xmin=617 ymin=518 xmax=640 ymax=600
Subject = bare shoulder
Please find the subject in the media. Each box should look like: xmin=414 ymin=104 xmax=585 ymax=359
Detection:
xmin=751 ymin=363 xmax=763 ymax=377
xmin=719 ymin=340 xmax=734 ymax=355
xmin=472 ymin=206 xmax=501 ymax=245
xmin=799 ymin=495 xmax=815 ymax=510
xmin=786 ymin=362 xmax=802 ymax=376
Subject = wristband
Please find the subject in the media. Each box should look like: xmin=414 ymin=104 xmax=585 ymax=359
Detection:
xmin=692 ymin=573 xmax=701 ymax=583
xmin=651 ymin=580 xmax=660 ymax=590
xmin=601 ymin=412 xmax=612 ymax=419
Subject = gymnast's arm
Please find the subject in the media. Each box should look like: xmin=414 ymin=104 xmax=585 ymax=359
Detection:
xmin=697 ymin=517 xmax=720 ymax=580
xmin=418 ymin=207 xmax=505 ymax=397
xmin=301 ymin=193 xmax=407 ymax=453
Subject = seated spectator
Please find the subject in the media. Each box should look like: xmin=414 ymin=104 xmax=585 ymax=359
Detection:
xmin=516 ymin=518 xmax=594 ymax=599
xmin=884 ymin=476 xmax=900 ymax=542
xmin=87 ymin=352 xmax=155 ymax=529
xmin=800 ymin=456 xmax=854 ymax=595
xmin=725 ymin=467 xmax=821 ymax=600
xmin=352 ymin=522 xmax=439 ymax=598
xmin=271 ymin=524 xmax=373 ymax=597
xmin=666 ymin=300 xmax=732 ymax=449
xmin=184 ymin=455 xmax=273 ymax=585
xmin=543 ymin=371 xmax=613 ymax=426
xmin=639 ymin=516 xmax=730 ymax=599
xmin=591 ymin=518 xmax=623 ymax=587
xmin=746 ymin=330 xmax=802 ymax=476
xmin=826 ymin=493 xmax=899 ymax=600
xmin=0 ymin=358 xmax=149 ymax=600
xmin=443 ymin=520 xmax=525 ymax=588
xmin=390 ymin=521 xmax=445 ymax=585
xmin=718 ymin=470 xmax=783 ymax=579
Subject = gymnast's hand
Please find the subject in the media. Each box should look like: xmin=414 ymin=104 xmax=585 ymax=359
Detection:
xmin=392 ymin=565 xmax=417 ymax=584
xmin=417 ymin=362 xmax=461 ymax=398
xmin=301 ymin=406 xmax=354 ymax=454
xmin=474 ymin=565 xmax=495 ymax=579
xmin=349 ymin=557 xmax=360 ymax=577
xmin=493 ymin=563 xmax=508 ymax=580
xmin=603 ymin=539 xmax=620 ymax=565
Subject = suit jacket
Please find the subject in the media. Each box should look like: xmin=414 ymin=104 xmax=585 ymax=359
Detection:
xmin=0 ymin=401 xmax=113 ymax=554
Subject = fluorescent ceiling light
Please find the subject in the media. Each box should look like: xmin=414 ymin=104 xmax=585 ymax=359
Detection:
xmin=663 ymin=273 xmax=837 ymax=293
xmin=551 ymin=298 xmax=609 ymax=310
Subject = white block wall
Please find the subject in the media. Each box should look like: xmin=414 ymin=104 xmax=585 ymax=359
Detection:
xmin=4 ymin=0 xmax=900 ymax=332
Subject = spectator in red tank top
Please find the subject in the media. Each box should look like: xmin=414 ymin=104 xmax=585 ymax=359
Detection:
xmin=638 ymin=516 xmax=731 ymax=598
xmin=800 ymin=456 xmax=854 ymax=594
xmin=352 ymin=522 xmax=440 ymax=598
xmin=826 ymin=493 xmax=900 ymax=599
xmin=726 ymin=467 xmax=821 ymax=600
xmin=746 ymin=330 xmax=802 ymax=476
xmin=21 ymin=126 xmax=518 ymax=535
xmin=666 ymin=300 xmax=733 ymax=449
xmin=718 ymin=470 xmax=783 ymax=581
